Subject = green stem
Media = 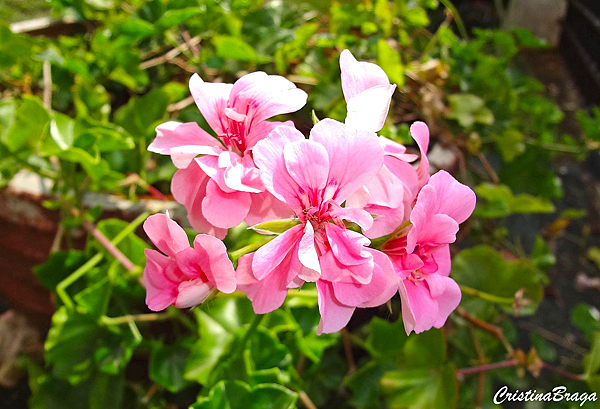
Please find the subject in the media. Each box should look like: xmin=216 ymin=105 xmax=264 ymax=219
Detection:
xmin=459 ymin=284 xmax=515 ymax=305
xmin=100 ymin=311 xmax=174 ymax=326
xmin=439 ymin=0 xmax=468 ymax=40
xmin=56 ymin=212 xmax=149 ymax=309
xmin=228 ymin=236 xmax=275 ymax=262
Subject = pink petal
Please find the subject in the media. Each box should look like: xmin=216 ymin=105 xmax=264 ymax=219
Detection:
xmin=431 ymin=245 xmax=451 ymax=277
xmin=298 ymin=222 xmax=321 ymax=274
xmin=410 ymin=121 xmax=430 ymax=187
xmin=340 ymin=49 xmax=391 ymax=100
xmin=425 ymin=274 xmax=461 ymax=328
xmin=245 ymin=191 xmax=294 ymax=227
xmin=318 ymin=248 xmax=374 ymax=285
xmin=427 ymin=170 xmax=476 ymax=224
xmin=252 ymin=224 xmax=303 ymax=280
xmin=189 ymin=74 xmax=232 ymax=135
xmin=359 ymin=249 xmax=398 ymax=307
xmin=329 ymin=206 xmax=374 ymax=231
xmin=236 ymin=253 xmax=293 ymax=314
xmin=175 ymin=278 xmax=213 ymax=308
xmin=202 ymin=179 xmax=252 ymax=229
xmin=149 ymin=121 xmax=223 ymax=169
xmin=380 ymin=137 xmax=418 ymax=162
xmin=310 ymin=119 xmax=383 ymax=203
xmin=245 ymin=120 xmax=294 ymax=151
xmin=325 ymin=224 xmax=372 ymax=268
xmin=362 ymin=203 xmax=405 ymax=239
xmin=230 ymin=72 xmax=308 ymax=124
xmin=283 ymin=140 xmax=329 ymax=202
xmin=175 ymin=247 xmax=204 ymax=279
xmin=193 ymin=234 xmax=237 ymax=293
xmin=171 ymin=163 xmax=227 ymax=239
xmin=399 ymin=278 xmax=438 ymax=334
xmin=316 ymin=280 xmax=356 ymax=335
xmin=143 ymin=213 xmax=190 ymax=258
xmin=253 ymin=126 xmax=305 ymax=209
xmin=143 ymin=249 xmax=179 ymax=311
xmin=345 ymin=84 xmax=396 ymax=133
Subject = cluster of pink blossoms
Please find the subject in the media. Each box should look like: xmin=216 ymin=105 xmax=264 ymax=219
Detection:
xmin=143 ymin=50 xmax=476 ymax=335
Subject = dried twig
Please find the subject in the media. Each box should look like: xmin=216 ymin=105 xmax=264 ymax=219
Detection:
xmin=140 ymin=36 xmax=201 ymax=69
xmin=42 ymin=61 xmax=52 ymax=109
xmin=168 ymin=95 xmax=195 ymax=113
xmin=298 ymin=391 xmax=318 ymax=409
xmin=82 ymin=219 xmax=137 ymax=272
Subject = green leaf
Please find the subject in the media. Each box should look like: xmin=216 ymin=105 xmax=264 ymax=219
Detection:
xmin=119 ymin=18 xmax=155 ymax=38
xmin=377 ymin=39 xmax=404 ymax=86
xmin=584 ymin=332 xmax=600 ymax=381
xmin=3 ymin=96 xmax=50 ymax=151
xmin=365 ymin=316 xmax=409 ymax=362
xmin=474 ymin=183 xmax=555 ymax=218
xmin=452 ymin=246 xmax=544 ymax=315
xmin=214 ymin=36 xmax=266 ymax=63
xmin=0 ymin=98 xmax=17 ymax=140
xmin=380 ymin=363 xmax=457 ymax=409
xmin=530 ymin=235 xmax=555 ymax=272
xmin=191 ymin=380 xmax=297 ymax=409
xmin=346 ymin=362 xmax=389 ymax=409
xmin=150 ymin=339 xmax=192 ymax=393
xmin=249 ymin=218 xmax=301 ymax=235
xmin=34 ymin=251 xmax=87 ymax=290
xmin=155 ymin=8 xmax=203 ymax=31
xmin=446 ymin=94 xmax=494 ymax=128
xmin=185 ymin=310 xmax=234 ymax=384
xmin=494 ymin=128 xmax=525 ymax=162
xmin=572 ymin=304 xmax=600 ymax=343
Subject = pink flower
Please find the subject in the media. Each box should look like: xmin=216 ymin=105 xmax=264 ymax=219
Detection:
xmin=340 ymin=49 xmax=396 ymax=133
xmin=383 ymin=170 xmax=476 ymax=334
xmin=340 ymin=51 xmax=431 ymax=238
xmin=149 ymin=72 xmax=307 ymax=236
xmin=236 ymin=119 xmax=397 ymax=334
xmin=142 ymin=213 xmax=236 ymax=311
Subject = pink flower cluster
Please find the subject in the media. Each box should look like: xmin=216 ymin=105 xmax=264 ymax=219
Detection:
xmin=142 ymin=49 xmax=476 ymax=335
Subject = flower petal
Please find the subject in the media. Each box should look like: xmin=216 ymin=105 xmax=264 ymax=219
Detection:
xmin=202 ymin=179 xmax=252 ymax=229
xmin=310 ymin=119 xmax=383 ymax=203
xmin=340 ymin=49 xmax=392 ymax=100
xmin=245 ymin=191 xmax=294 ymax=227
xmin=345 ymin=84 xmax=396 ymax=133
xmin=253 ymin=126 xmax=305 ymax=209
xmin=316 ymin=280 xmax=356 ymax=335
xmin=410 ymin=121 xmax=430 ymax=187
xmin=143 ymin=249 xmax=179 ymax=311
xmin=325 ymin=224 xmax=372 ymax=267
xmin=143 ymin=213 xmax=190 ymax=258
xmin=283 ymin=139 xmax=329 ymax=202
xmin=298 ymin=222 xmax=321 ymax=274
xmin=175 ymin=278 xmax=213 ymax=308
xmin=193 ymin=234 xmax=237 ymax=293
xmin=427 ymin=170 xmax=476 ymax=224
xmin=252 ymin=224 xmax=303 ymax=280
xmin=189 ymin=73 xmax=232 ymax=135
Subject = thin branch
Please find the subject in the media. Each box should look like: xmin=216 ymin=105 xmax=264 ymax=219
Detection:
xmin=477 ymin=152 xmax=500 ymax=184
xmin=181 ymin=30 xmax=199 ymax=58
xmin=455 ymin=306 xmax=514 ymax=353
xmin=140 ymin=36 xmax=201 ymax=69
xmin=342 ymin=328 xmax=357 ymax=375
xmin=298 ymin=391 xmax=318 ymax=409
xmin=459 ymin=285 xmax=515 ymax=306
xmin=167 ymin=95 xmax=195 ymax=113
xmin=101 ymin=311 xmax=173 ymax=326
xmin=518 ymin=321 xmax=588 ymax=356
xmin=42 ymin=61 xmax=52 ymax=110
xmin=542 ymin=362 xmax=583 ymax=381
xmin=456 ymin=359 xmax=518 ymax=377
xmin=82 ymin=219 xmax=138 ymax=272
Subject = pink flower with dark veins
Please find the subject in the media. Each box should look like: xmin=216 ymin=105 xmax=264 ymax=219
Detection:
xmin=235 ymin=119 xmax=397 ymax=334
xmin=142 ymin=213 xmax=236 ymax=311
xmin=148 ymin=72 xmax=307 ymax=238
xmin=383 ymin=170 xmax=476 ymax=334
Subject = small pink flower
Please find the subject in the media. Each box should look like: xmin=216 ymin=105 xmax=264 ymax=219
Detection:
xmin=383 ymin=170 xmax=476 ymax=334
xmin=236 ymin=119 xmax=397 ymax=334
xmin=149 ymin=72 xmax=307 ymax=236
xmin=142 ymin=213 xmax=236 ymax=311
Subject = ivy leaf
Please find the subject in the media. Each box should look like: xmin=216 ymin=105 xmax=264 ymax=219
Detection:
xmin=377 ymin=39 xmax=404 ymax=86
xmin=380 ymin=363 xmax=457 ymax=409
xmin=474 ymin=183 xmax=555 ymax=218
xmin=572 ymin=305 xmax=600 ymax=344
xmin=451 ymin=246 xmax=545 ymax=315
xmin=214 ymin=36 xmax=268 ymax=63
xmin=3 ymin=96 xmax=50 ymax=151
xmin=150 ymin=339 xmax=193 ymax=393
xmin=191 ymin=380 xmax=297 ymax=409
xmin=155 ymin=8 xmax=203 ymax=31
xmin=446 ymin=94 xmax=494 ymax=128
xmin=494 ymin=128 xmax=525 ymax=162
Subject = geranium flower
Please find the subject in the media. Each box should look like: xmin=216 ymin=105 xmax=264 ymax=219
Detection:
xmin=149 ymin=72 xmax=307 ymax=237
xmin=235 ymin=119 xmax=397 ymax=334
xmin=142 ymin=213 xmax=236 ymax=311
xmin=383 ymin=170 xmax=476 ymax=334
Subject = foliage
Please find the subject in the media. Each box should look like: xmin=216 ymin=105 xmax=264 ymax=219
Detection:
xmin=1 ymin=0 xmax=599 ymax=408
